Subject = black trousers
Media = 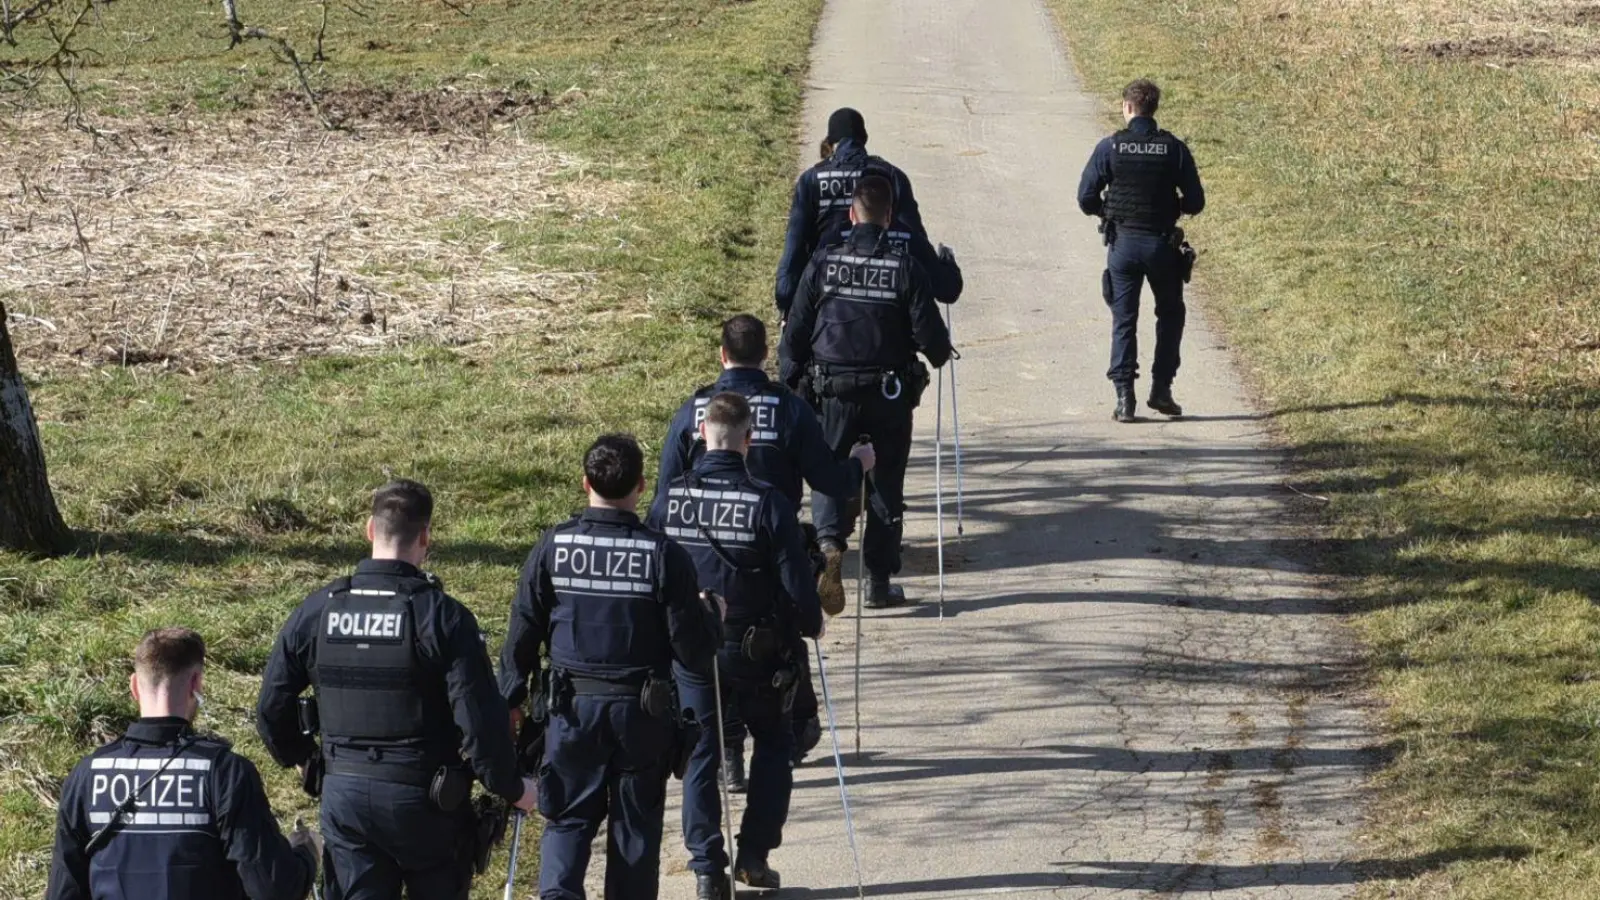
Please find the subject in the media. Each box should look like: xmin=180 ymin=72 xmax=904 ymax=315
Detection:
xmin=1105 ymin=230 xmax=1186 ymax=385
xmin=322 ymin=774 xmax=474 ymax=900
xmin=812 ymin=387 xmax=914 ymax=581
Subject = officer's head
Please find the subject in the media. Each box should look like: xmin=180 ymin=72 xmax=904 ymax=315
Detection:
xmin=849 ymin=175 xmax=894 ymax=228
xmin=131 ymin=627 xmax=206 ymax=722
xmin=820 ymin=107 xmax=868 ymax=159
xmin=368 ymin=479 xmax=433 ymax=563
xmin=584 ymin=433 xmax=645 ymax=510
xmin=1122 ymin=79 xmax=1160 ymax=121
xmin=720 ymin=314 xmax=767 ymax=369
xmin=699 ymin=392 xmax=752 ymax=456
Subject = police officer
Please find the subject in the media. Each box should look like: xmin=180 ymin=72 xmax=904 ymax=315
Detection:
xmin=500 ymin=434 xmax=721 ymax=900
xmin=648 ymin=393 xmax=824 ymax=899
xmin=775 ymin=107 xmax=963 ymax=316
xmin=782 ymin=175 xmax=952 ymax=609
xmin=256 ymin=480 xmax=536 ymax=900
xmin=1077 ymin=78 xmax=1206 ymax=422
xmin=48 ymin=627 xmax=318 ymax=900
xmin=657 ymin=315 xmax=877 ymax=780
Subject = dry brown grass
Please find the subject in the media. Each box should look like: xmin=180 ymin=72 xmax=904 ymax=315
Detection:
xmin=1 ymin=92 xmax=630 ymax=373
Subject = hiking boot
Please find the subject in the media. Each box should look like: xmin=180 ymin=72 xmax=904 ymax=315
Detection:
xmin=722 ymin=740 xmax=747 ymax=793
xmin=696 ymin=873 xmax=731 ymax=900
xmin=818 ymin=539 xmax=847 ymax=616
xmin=791 ymin=715 xmax=821 ymax=766
xmin=1148 ymin=383 xmax=1184 ymax=417
xmin=864 ymin=578 xmax=909 ymax=610
xmin=735 ymin=855 xmax=781 ymax=891
xmin=1114 ymin=381 xmax=1137 ymax=423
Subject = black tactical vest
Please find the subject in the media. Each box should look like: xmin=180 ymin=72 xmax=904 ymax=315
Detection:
xmin=813 ymin=238 xmax=915 ymax=371
xmin=546 ymin=519 xmax=671 ymax=677
xmin=84 ymin=737 xmax=236 ymax=900
xmin=1103 ymin=128 xmax=1181 ymax=231
xmin=809 ymin=153 xmax=896 ymax=237
xmin=692 ymin=384 xmax=785 ymax=451
xmin=660 ymin=474 xmax=775 ymax=624
xmin=315 ymin=580 xmax=444 ymax=745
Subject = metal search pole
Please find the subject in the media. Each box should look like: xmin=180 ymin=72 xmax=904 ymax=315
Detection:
xmin=814 ymin=639 xmax=867 ymax=899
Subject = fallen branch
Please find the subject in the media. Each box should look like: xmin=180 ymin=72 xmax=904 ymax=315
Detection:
xmin=240 ymin=26 xmax=332 ymax=129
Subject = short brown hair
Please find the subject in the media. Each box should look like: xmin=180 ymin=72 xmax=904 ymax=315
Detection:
xmin=721 ymin=315 xmax=767 ymax=367
xmin=1123 ymin=79 xmax=1160 ymax=116
xmin=372 ymin=479 xmax=433 ymax=545
xmin=134 ymin=627 xmax=206 ymax=686
xmin=852 ymin=175 xmax=893 ymax=225
xmin=704 ymin=392 xmax=752 ymax=434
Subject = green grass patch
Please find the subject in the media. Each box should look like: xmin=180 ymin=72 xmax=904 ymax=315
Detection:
xmin=1048 ymin=0 xmax=1600 ymax=895
xmin=0 ymin=1 xmax=822 ymax=895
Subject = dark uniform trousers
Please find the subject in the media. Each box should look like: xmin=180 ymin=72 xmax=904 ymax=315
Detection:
xmin=676 ymin=648 xmax=794 ymax=875
xmin=813 ymin=386 xmax=914 ymax=580
xmin=539 ymin=696 xmax=674 ymax=900
xmin=1106 ymin=229 xmax=1187 ymax=386
xmin=322 ymin=774 xmax=474 ymax=900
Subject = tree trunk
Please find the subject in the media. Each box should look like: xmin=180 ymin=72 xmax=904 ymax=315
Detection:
xmin=0 ymin=302 xmax=71 ymax=555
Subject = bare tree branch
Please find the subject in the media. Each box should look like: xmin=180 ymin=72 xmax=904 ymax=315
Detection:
xmin=239 ymin=26 xmax=332 ymax=128
xmin=221 ymin=0 xmax=242 ymax=47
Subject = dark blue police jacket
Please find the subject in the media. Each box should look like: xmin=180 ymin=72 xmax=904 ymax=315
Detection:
xmin=47 ymin=717 xmax=314 ymax=900
xmin=1076 ymin=116 xmax=1206 ymax=227
xmin=647 ymin=450 xmax=823 ymax=639
xmin=774 ymin=139 xmax=930 ymax=316
xmin=655 ymin=366 xmax=862 ymax=511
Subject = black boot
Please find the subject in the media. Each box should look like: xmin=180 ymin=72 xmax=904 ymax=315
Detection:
xmin=696 ymin=873 xmax=731 ymax=900
xmin=1148 ymin=383 xmax=1184 ymax=417
xmin=865 ymin=576 xmax=909 ymax=609
xmin=735 ymin=854 xmax=781 ymax=891
xmin=722 ymin=740 xmax=747 ymax=793
xmin=1114 ymin=381 xmax=1137 ymax=423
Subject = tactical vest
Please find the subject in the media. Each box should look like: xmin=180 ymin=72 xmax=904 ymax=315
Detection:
xmin=692 ymin=383 xmax=785 ymax=450
xmin=812 ymin=239 xmax=915 ymax=371
xmin=1103 ymin=128 xmax=1181 ymax=231
xmin=660 ymin=475 xmax=775 ymax=624
xmin=315 ymin=580 xmax=449 ymax=748
xmin=546 ymin=519 xmax=671 ymax=677
xmin=84 ymin=737 xmax=236 ymax=900
xmin=809 ymin=153 xmax=896 ymax=235
xmin=841 ymin=225 xmax=914 ymax=255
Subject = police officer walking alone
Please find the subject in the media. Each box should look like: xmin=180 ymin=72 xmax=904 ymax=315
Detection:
xmin=256 ymin=480 xmax=536 ymax=900
xmin=500 ymin=434 xmax=721 ymax=900
xmin=657 ymin=315 xmax=876 ymax=779
xmin=649 ymin=393 xmax=831 ymax=899
xmin=1078 ymin=78 xmax=1206 ymax=422
xmin=775 ymin=107 xmax=962 ymax=316
xmin=49 ymin=627 xmax=319 ymax=900
xmin=782 ymin=175 xmax=952 ymax=609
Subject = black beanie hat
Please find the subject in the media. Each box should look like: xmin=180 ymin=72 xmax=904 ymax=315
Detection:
xmin=827 ymin=108 xmax=868 ymax=143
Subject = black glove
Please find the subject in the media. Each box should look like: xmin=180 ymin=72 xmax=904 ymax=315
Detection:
xmin=937 ymin=243 xmax=957 ymax=267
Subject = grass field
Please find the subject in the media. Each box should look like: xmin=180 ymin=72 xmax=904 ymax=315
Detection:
xmin=0 ymin=1 xmax=822 ymax=895
xmin=1049 ymin=0 xmax=1600 ymax=896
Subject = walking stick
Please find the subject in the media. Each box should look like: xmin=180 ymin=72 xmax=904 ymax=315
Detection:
xmin=854 ymin=470 xmax=866 ymax=758
xmin=711 ymin=657 xmax=738 ymax=900
xmin=945 ymin=304 xmax=965 ymax=537
xmin=502 ymin=810 xmax=524 ymax=900
xmin=935 ymin=363 xmax=947 ymax=620
xmin=814 ymin=640 xmax=867 ymax=899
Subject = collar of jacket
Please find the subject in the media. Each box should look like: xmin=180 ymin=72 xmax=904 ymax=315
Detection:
xmin=1125 ymin=116 xmax=1159 ymax=133
xmin=846 ymin=223 xmax=888 ymax=252
xmin=125 ymin=716 xmax=194 ymax=745
xmin=581 ymin=506 xmax=643 ymax=527
xmin=716 ymin=367 xmax=770 ymax=390
xmin=693 ymin=449 xmax=749 ymax=476
xmin=356 ymin=558 xmax=425 ymax=580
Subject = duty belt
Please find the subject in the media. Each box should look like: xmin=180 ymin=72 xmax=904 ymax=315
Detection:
xmin=568 ymin=675 xmax=645 ymax=697
xmin=324 ymin=744 xmax=440 ymax=788
xmin=811 ymin=363 xmax=910 ymax=400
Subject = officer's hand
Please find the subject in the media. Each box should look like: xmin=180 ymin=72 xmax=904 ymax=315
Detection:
xmin=701 ymin=589 xmax=729 ymax=621
xmin=514 ymin=776 xmax=539 ymax=812
xmin=849 ymin=441 xmax=877 ymax=475
xmin=289 ymin=817 xmax=324 ymax=867
xmin=818 ymin=618 xmax=828 ymax=639
xmin=938 ymin=243 xmax=957 ymax=266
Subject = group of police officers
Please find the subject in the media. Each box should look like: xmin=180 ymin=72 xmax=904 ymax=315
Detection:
xmin=47 ymin=87 xmax=1203 ymax=900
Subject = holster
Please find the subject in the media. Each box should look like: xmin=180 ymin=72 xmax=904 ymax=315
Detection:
xmin=428 ymin=766 xmax=472 ymax=813
xmin=771 ymin=665 xmax=800 ymax=714
xmin=739 ymin=624 xmax=785 ymax=665
xmin=297 ymin=697 xmax=323 ymax=798
xmin=300 ymin=754 xmax=324 ymax=799
xmin=470 ymin=794 xmax=508 ymax=875
xmin=1169 ymin=226 xmax=1196 ymax=282
xmin=547 ymin=669 xmax=575 ymax=718
xmin=640 ymin=673 xmax=678 ymax=720
xmin=905 ymin=360 xmax=930 ymax=410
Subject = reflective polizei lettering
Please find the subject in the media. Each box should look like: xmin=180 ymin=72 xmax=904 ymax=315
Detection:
xmin=326 ymin=611 xmax=404 ymax=639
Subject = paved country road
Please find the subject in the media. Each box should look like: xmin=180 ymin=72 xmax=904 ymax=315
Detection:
xmin=656 ymin=1 xmax=1374 ymax=897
